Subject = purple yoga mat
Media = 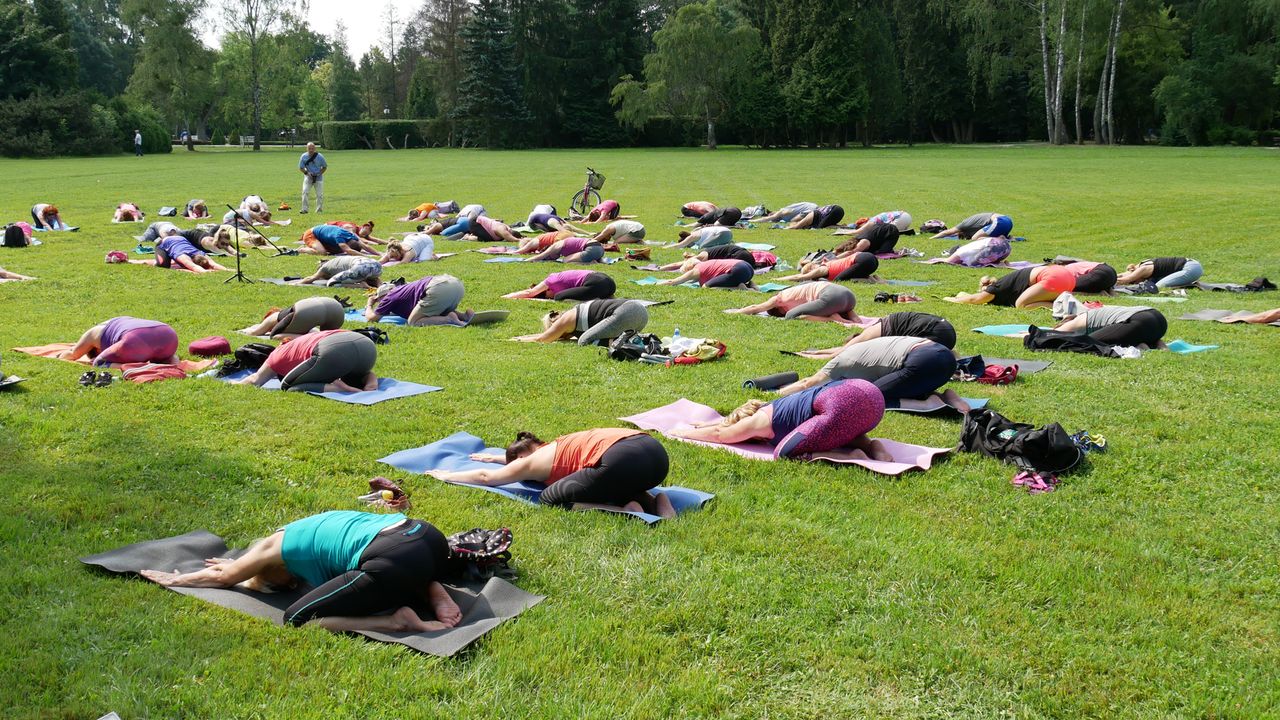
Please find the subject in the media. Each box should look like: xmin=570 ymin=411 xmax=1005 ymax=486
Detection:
xmin=619 ymin=398 xmax=949 ymax=476
xmin=476 ymin=246 xmax=518 ymax=254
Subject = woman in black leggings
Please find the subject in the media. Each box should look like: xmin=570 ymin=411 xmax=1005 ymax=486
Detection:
xmin=428 ymin=428 xmax=676 ymax=518
xmin=140 ymin=511 xmax=462 ymax=634
xmin=1053 ymin=305 xmax=1168 ymax=349
xmin=236 ymin=330 xmax=379 ymax=393
xmin=503 ymin=270 xmax=616 ymax=301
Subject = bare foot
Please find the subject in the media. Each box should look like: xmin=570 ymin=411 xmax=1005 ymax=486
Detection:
xmin=427 ymin=582 xmax=462 ymax=627
xmin=866 ymin=439 xmax=894 ymax=463
xmin=653 ymin=492 xmax=676 ymax=519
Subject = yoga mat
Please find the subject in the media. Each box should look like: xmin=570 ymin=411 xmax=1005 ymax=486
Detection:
xmin=260 ymin=278 xmax=372 ymax=288
xmin=484 ymin=257 xmax=527 ymax=264
xmin=1180 ymin=309 xmax=1247 ymax=322
xmin=345 ymin=308 xmax=407 ymax=325
xmin=981 ymin=357 xmax=1053 ymax=374
xmin=735 ymin=242 xmax=776 ymax=251
xmin=379 ymin=432 xmax=713 ymax=525
xmin=888 ymin=396 xmax=988 ymax=414
xmin=757 ymin=283 xmax=788 ymax=293
xmin=1193 ymin=282 xmax=1248 ymax=292
xmin=1166 ymin=339 xmax=1218 ymax=354
xmin=12 ymin=344 xmax=216 ymax=373
xmin=216 ymin=369 xmax=442 ymax=405
xmin=1 ymin=238 xmax=41 ymax=247
xmin=875 ymin=251 xmax=908 ymax=260
xmin=972 ymin=324 xmax=1032 ymax=337
xmin=619 ymin=399 xmax=950 ymax=476
xmin=1114 ymin=295 xmax=1187 ymax=304
xmin=0 ymin=375 xmax=25 ymax=389
xmin=882 ymin=279 xmax=935 ymax=287
xmin=80 ymin=531 xmax=543 ymax=657
xmin=742 ymin=371 xmax=797 ymax=390
xmin=476 ymin=246 xmax=518 ymax=254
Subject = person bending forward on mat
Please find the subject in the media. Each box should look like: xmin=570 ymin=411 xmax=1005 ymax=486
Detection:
xmin=237 ymin=329 xmax=378 ymax=393
xmin=140 ymin=510 xmax=462 ymax=634
xmin=758 ymin=202 xmax=818 ymax=223
xmin=133 ymin=234 xmax=228 ymax=273
xmin=1063 ymin=261 xmax=1118 ymax=294
xmin=778 ymin=335 xmax=970 ymax=413
xmin=297 ymin=256 xmax=383 ymax=287
xmin=1114 ymin=256 xmax=1204 ymax=289
xmin=583 ymin=199 xmax=621 ymax=223
xmin=513 ymin=298 xmax=649 ymax=345
xmin=114 ymin=202 xmax=143 ymax=222
xmin=834 ymin=222 xmax=900 ymax=256
xmin=1051 ymin=305 xmax=1169 ymax=349
xmin=696 ymin=206 xmax=743 ymax=227
xmin=366 ymin=275 xmax=473 ymax=327
xmin=379 ymin=231 xmax=436 ymax=264
xmin=673 ymin=379 xmax=894 ymax=462
xmin=504 ymin=270 xmax=616 ymax=301
xmin=778 ymin=251 xmax=880 ymax=283
xmin=591 ymin=219 xmax=646 ymax=246
xmin=944 ymin=266 xmax=1072 ymax=309
xmin=725 ymin=282 xmax=861 ymax=324
xmin=669 ymin=225 xmax=733 ymax=250
xmin=429 ymin=428 xmax=676 ymax=518
xmin=661 ymin=258 xmax=755 ymax=289
xmin=241 ymin=297 xmax=346 ymax=340
xmin=931 ymin=212 xmax=1012 ymax=240
xmin=526 ymin=237 xmax=605 ymax=264
xmin=784 ymin=204 xmax=844 ymax=230
xmin=797 ymin=311 xmax=957 ymax=360
xmin=60 ymin=317 xmax=180 ymax=366
xmin=299 ymin=224 xmax=377 ymax=257
xmin=657 ymin=243 xmax=762 ymax=272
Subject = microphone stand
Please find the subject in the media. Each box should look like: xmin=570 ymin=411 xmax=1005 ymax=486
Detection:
xmin=222 ymin=205 xmax=253 ymax=284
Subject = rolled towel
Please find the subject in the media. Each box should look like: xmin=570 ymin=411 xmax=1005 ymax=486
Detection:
xmin=742 ymin=371 xmax=798 ymax=390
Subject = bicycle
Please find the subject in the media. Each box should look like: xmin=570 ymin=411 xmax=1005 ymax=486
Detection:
xmin=570 ymin=167 xmax=605 ymax=217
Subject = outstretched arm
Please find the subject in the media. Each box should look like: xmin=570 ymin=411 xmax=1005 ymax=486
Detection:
xmin=427 ymin=453 xmax=539 ymax=486
xmin=512 ymin=308 xmax=578 ymax=342
xmin=504 ymin=282 xmax=549 ymax=299
xmin=776 ymin=370 xmax=828 ymax=397
xmin=660 ymin=268 xmax=700 ymax=286
xmin=725 ymin=298 xmax=777 ymax=315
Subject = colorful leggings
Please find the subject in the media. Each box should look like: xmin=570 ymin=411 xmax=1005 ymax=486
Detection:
xmin=774 ymin=380 xmax=885 ymax=458
xmin=95 ymin=325 xmax=179 ymax=366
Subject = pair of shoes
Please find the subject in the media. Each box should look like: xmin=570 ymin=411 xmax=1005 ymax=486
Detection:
xmin=78 ymin=371 xmax=114 ymax=388
xmin=299 ymin=209 xmax=309 ymax=214
xmin=874 ymin=292 xmax=896 ymax=303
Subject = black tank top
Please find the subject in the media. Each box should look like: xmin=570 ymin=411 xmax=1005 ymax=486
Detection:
xmin=585 ymin=298 xmax=630 ymax=327
xmin=985 ymin=267 xmax=1034 ymax=306
xmin=1147 ymin=257 xmax=1186 ymax=281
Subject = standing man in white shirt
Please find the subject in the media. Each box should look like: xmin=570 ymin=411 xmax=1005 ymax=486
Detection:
xmin=299 ymin=142 xmax=327 ymax=214
xmin=134 ymin=129 xmax=143 ymax=157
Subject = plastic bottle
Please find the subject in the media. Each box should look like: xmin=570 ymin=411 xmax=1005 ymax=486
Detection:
xmin=672 ymin=327 xmax=681 ymax=341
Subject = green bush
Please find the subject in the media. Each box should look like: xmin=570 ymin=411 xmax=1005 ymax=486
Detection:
xmin=112 ymin=101 xmax=172 ymax=154
xmin=0 ymin=91 xmax=124 ymax=157
xmin=319 ymin=120 xmax=445 ymax=149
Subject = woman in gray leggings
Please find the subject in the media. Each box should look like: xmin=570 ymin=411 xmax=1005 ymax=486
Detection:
xmin=724 ymin=282 xmax=860 ymax=323
xmin=236 ymin=330 xmax=379 ymax=394
xmin=240 ymin=297 xmax=346 ymax=340
xmin=512 ymin=298 xmax=649 ymax=346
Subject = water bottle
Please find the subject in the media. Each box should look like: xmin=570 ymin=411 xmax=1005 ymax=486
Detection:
xmin=672 ymin=327 xmax=681 ymax=341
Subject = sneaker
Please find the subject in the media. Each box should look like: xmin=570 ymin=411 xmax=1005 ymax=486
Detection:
xmin=78 ymin=371 xmax=96 ymax=387
xmin=94 ymin=371 xmax=114 ymax=387
xmin=299 ymin=209 xmax=309 ymax=214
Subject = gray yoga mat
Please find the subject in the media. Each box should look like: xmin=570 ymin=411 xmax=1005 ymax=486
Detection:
xmin=982 ymin=357 xmax=1053 ymax=374
xmin=81 ymin=530 xmax=544 ymax=657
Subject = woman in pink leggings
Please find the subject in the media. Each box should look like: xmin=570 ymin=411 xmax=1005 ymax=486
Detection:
xmin=59 ymin=317 xmax=180 ymax=366
xmin=672 ymin=379 xmax=892 ymax=461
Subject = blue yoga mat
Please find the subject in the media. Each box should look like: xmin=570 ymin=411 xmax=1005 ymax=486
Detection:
xmin=380 ymin=432 xmax=714 ymax=525
xmin=1167 ymin=339 xmax=1218 ymax=354
xmin=214 ymin=369 xmax=441 ymax=405
xmin=344 ymin=308 xmax=406 ymax=325
xmin=484 ymin=257 xmax=527 ymax=264
xmin=972 ymin=324 xmax=1031 ymax=337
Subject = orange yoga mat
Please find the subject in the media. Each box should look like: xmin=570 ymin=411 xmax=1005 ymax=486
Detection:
xmin=13 ymin=343 xmax=216 ymax=373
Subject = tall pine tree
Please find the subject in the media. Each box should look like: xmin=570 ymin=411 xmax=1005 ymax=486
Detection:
xmin=452 ymin=0 xmax=531 ymax=147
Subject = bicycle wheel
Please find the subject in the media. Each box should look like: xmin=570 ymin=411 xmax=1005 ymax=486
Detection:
xmin=571 ymin=190 xmax=598 ymax=217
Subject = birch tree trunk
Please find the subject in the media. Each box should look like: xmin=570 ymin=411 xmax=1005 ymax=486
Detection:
xmin=1074 ymin=1 xmax=1086 ymax=143
xmin=1039 ymin=0 xmax=1055 ymax=142
xmin=1052 ymin=0 xmax=1068 ymax=143
xmin=1105 ymin=0 xmax=1126 ymax=145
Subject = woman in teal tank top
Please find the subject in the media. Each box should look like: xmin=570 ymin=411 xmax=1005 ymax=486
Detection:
xmin=140 ymin=511 xmax=460 ymax=633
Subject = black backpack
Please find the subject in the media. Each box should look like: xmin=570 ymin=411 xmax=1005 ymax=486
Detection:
xmin=351 ymin=326 xmax=390 ymax=345
xmin=3 ymin=224 xmax=26 ymax=247
xmin=959 ymin=408 xmax=1083 ymax=474
xmin=607 ymin=330 xmax=665 ymax=360
xmin=234 ymin=342 xmax=275 ymax=369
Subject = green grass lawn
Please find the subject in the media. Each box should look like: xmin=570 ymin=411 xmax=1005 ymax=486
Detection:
xmin=1 ymin=145 xmax=1278 ymax=719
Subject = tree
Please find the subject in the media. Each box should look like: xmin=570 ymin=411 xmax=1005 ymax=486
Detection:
xmin=415 ymin=0 xmax=470 ymax=143
xmin=69 ymin=0 xmax=133 ymax=96
xmin=220 ymin=0 xmax=299 ymax=150
xmin=452 ymin=0 xmax=531 ymax=147
xmin=612 ymin=0 xmax=761 ymax=149
xmin=328 ymin=23 xmax=363 ymax=121
xmin=123 ymin=0 xmax=214 ymax=133
xmin=404 ymin=59 xmax=438 ymax=118
xmin=559 ymin=0 xmax=647 ymax=146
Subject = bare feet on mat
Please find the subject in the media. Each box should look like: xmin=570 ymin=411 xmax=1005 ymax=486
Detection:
xmin=427 ymin=582 xmax=462 ymax=628
xmin=865 ymin=439 xmax=894 ymax=463
xmin=653 ymin=492 xmax=676 ymax=519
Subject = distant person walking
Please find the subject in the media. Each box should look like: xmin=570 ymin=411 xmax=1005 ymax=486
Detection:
xmin=299 ymin=142 xmax=326 ymax=214
xmin=133 ymin=129 xmax=142 ymax=157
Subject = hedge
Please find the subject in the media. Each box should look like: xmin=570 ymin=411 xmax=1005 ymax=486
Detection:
xmin=317 ymin=120 xmax=454 ymax=150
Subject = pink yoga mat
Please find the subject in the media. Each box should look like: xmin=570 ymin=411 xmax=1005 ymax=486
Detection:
xmin=13 ymin=343 xmax=216 ymax=373
xmin=620 ymin=398 xmax=950 ymax=476
xmin=751 ymin=313 xmax=880 ymax=328
xmin=476 ymin=246 xmax=518 ymax=255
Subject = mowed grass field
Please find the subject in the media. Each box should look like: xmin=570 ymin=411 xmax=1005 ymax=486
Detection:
xmin=1 ymin=145 xmax=1278 ymax=719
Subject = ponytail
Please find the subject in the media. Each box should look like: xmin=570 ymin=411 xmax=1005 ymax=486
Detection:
xmin=506 ymin=432 xmax=545 ymax=463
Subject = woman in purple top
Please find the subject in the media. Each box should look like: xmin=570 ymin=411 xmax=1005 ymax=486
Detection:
xmin=364 ymin=274 xmax=472 ymax=327
xmin=503 ymin=270 xmax=616 ymax=301
xmin=153 ymin=236 xmax=227 ymax=273
xmin=526 ymin=237 xmax=605 ymax=263
xmin=59 ymin=317 xmax=180 ymax=366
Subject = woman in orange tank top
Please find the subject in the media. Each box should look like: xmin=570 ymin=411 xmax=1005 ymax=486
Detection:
xmin=427 ymin=429 xmax=675 ymax=518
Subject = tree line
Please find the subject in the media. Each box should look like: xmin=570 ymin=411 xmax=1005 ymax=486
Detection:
xmin=0 ymin=0 xmax=1276 ymax=156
